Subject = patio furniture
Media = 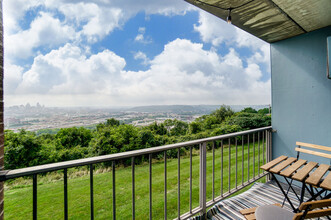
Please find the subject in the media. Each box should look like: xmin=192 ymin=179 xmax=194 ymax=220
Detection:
xmin=260 ymin=142 xmax=331 ymax=212
xmin=240 ymin=199 xmax=331 ymax=220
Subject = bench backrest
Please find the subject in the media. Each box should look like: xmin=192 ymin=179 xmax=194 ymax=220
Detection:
xmin=295 ymin=142 xmax=331 ymax=159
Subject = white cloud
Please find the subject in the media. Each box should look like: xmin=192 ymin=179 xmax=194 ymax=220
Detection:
xmin=4 ymin=62 xmax=23 ymax=94
xmin=5 ymin=12 xmax=76 ymax=59
xmin=3 ymin=0 xmax=41 ymax=34
xmin=134 ymin=27 xmax=152 ymax=44
xmin=3 ymin=0 xmax=191 ymax=60
xmin=194 ymin=10 xmax=271 ymax=71
xmin=194 ymin=11 xmax=236 ymax=47
xmin=7 ymin=39 xmax=270 ymax=106
xmin=134 ymin=51 xmax=150 ymax=65
xmin=3 ymin=1 xmax=270 ymax=107
xmin=16 ymin=43 xmax=125 ymax=95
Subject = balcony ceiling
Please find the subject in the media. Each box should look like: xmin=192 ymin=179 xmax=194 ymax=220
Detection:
xmin=185 ymin=0 xmax=331 ymax=43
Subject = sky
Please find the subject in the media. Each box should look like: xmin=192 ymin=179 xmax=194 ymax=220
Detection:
xmin=3 ymin=0 xmax=271 ymax=107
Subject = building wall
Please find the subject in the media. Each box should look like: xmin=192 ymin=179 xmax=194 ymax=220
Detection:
xmin=271 ymin=26 xmax=331 ymax=164
xmin=0 ymin=0 xmax=3 ymax=219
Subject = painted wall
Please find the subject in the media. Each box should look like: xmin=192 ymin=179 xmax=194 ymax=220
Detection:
xmin=271 ymin=26 xmax=331 ymax=164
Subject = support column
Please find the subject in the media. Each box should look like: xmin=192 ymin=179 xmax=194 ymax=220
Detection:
xmin=0 ymin=0 xmax=4 ymax=219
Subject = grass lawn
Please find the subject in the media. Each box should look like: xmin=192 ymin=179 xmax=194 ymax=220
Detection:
xmin=4 ymin=141 xmax=267 ymax=219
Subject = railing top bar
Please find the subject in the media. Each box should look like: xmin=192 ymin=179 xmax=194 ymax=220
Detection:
xmin=0 ymin=126 xmax=271 ymax=180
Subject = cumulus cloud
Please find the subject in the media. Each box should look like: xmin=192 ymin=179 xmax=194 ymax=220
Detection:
xmin=3 ymin=0 xmax=41 ymax=34
xmin=194 ymin=11 xmax=236 ymax=47
xmin=58 ymin=3 xmax=124 ymax=43
xmin=134 ymin=51 xmax=150 ymax=65
xmin=16 ymin=43 xmax=126 ymax=95
xmin=7 ymin=39 xmax=270 ymax=106
xmin=135 ymin=27 xmax=152 ymax=44
xmin=3 ymin=0 xmax=191 ymax=59
xmin=194 ymin=10 xmax=270 ymax=69
xmin=5 ymin=12 xmax=76 ymax=59
xmin=3 ymin=0 xmax=270 ymax=107
xmin=4 ymin=62 xmax=23 ymax=94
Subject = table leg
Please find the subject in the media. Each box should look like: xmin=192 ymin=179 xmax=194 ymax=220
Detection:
xmin=271 ymin=173 xmax=298 ymax=212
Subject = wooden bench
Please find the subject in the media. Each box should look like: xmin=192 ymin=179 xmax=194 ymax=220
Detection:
xmin=260 ymin=142 xmax=331 ymax=189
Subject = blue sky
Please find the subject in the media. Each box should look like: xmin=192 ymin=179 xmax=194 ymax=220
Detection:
xmin=3 ymin=0 xmax=271 ymax=107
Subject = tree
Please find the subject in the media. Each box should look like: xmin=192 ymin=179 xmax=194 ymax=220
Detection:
xmin=228 ymin=112 xmax=271 ymax=129
xmin=188 ymin=121 xmax=202 ymax=134
xmin=55 ymin=127 xmax=92 ymax=149
xmin=170 ymin=120 xmax=188 ymax=136
xmin=146 ymin=122 xmax=167 ymax=135
xmin=241 ymin=107 xmax=257 ymax=114
xmin=212 ymin=105 xmax=234 ymax=123
xmin=105 ymin=118 xmax=120 ymax=127
xmin=89 ymin=124 xmax=139 ymax=156
xmin=258 ymin=108 xmax=270 ymax=115
xmin=5 ymin=130 xmax=43 ymax=169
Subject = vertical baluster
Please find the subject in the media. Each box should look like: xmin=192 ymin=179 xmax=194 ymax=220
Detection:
xmin=149 ymin=154 xmax=152 ymax=220
xmin=266 ymin=130 xmax=271 ymax=181
xmin=90 ymin=164 xmax=94 ymax=220
xmin=228 ymin=138 xmax=231 ymax=192
xmin=258 ymin=132 xmax=260 ymax=176
xmin=263 ymin=131 xmax=265 ymax=166
xmin=212 ymin=142 xmax=215 ymax=201
xmin=235 ymin=137 xmax=238 ymax=188
xmin=242 ymin=135 xmax=244 ymax=185
xmin=33 ymin=174 xmax=37 ymax=220
xmin=164 ymin=151 xmax=167 ymax=220
xmin=189 ymin=147 xmax=192 ymax=213
xmin=177 ymin=148 xmax=180 ymax=220
xmin=132 ymin=157 xmax=135 ymax=220
xmin=64 ymin=168 xmax=68 ymax=220
xmin=247 ymin=134 xmax=250 ymax=181
xmin=268 ymin=130 xmax=272 ymax=162
xmin=221 ymin=140 xmax=223 ymax=196
xmin=112 ymin=161 xmax=116 ymax=220
xmin=199 ymin=142 xmax=207 ymax=217
xmin=253 ymin=133 xmax=255 ymax=179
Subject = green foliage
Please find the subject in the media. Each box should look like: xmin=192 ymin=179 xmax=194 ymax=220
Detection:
xmin=188 ymin=121 xmax=202 ymax=134
xmin=5 ymin=130 xmax=44 ymax=169
xmin=212 ymin=105 xmax=234 ymax=122
xmin=105 ymin=118 xmax=120 ymax=127
xmin=4 ymin=106 xmax=271 ymax=169
xmin=258 ymin=107 xmax=270 ymax=115
xmin=228 ymin=112 xmax=271 ymax=129
xmin=55 ymin=127 xmax=92 ymax=149
xmin=210 ymin=124 xmax=241 ymax=136
xmin=146 ymin=122 xmax=167 ymax=135
xmin=241 ymin=107 xmax=257 ymax=113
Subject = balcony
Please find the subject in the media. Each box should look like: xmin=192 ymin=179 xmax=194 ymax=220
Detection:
xmin=0 ymin=127 xmax=272 ymax=219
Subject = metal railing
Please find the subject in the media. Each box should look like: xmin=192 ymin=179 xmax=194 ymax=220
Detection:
xmin=0 ymin=126 xmax=272 ymax=220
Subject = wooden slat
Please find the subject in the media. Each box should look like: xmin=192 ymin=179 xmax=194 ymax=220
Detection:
xmin=320 ymin=172 xmax=331 ymax=190
xmin=269 ymin=157 xmax=297 ymax=174
xmin=245 ymin=213 xmax=256 ymax=220
xmin=279 ymin=159 xmax=307 ymax=177
xmin=293 ymin=209 xmax=331 ymax=220
xmin=299 ymin=199 xmax=331 ymax=211
xmin=260 ymin=155 xmax=287 ymax=171
xmin=240 ymin=207 xmax=256 ymax=215
xmin=305 ymin=164 xmax=330 ymax=186
xmin=292 ymin=162 xmax=318 ymax=181
xmin=296 ymin=142 xmax=331 ymax=152
xmin=295 ymin=147 xmax=331 ymax=159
